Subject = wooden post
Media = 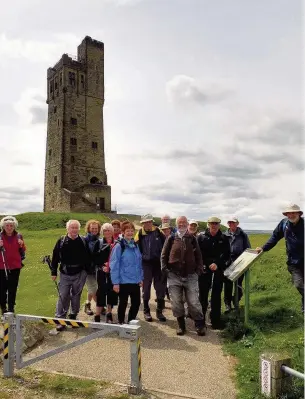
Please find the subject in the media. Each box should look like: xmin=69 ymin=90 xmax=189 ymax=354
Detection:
xmin=260 ymin=353 xmax=292 ymax=397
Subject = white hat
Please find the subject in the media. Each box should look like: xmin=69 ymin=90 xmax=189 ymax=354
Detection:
xmin=207 ymin=216 xmax=221 ymax=223
xmin=0 ymin=216 xmax=18 ymax=229
xmin=160 ymin=223 xmax=171 ymax=230
xmin=282 ymin=203 xmax=303 ymax=216
xmin=227 ymin=216 xmax=239 ymax=223
xmin=188 ymin=219 xmax=198 ymax=226
xmin=140 ymin=214 xmax=154 ymax=223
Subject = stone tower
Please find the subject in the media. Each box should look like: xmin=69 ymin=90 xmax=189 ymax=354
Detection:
xmin=44 ymin=36 xmax=111 ymax=213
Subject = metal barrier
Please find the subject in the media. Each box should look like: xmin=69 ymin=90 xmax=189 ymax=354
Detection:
xmin=2 ymin=312 xmax=142 ymax=395
xmin=260 ymin=352 xmax=304 ymax=398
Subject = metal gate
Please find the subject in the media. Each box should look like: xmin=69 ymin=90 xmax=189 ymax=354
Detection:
xmin=2 ymin=312 xmax=142 ymax=394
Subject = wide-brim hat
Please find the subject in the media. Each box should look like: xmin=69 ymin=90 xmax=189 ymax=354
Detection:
xmin=160 ymin=223 xmax=171 ymax=230
xmin=140 ymin=214 xmax=154 ymax=223
xmin=0 ymin=215 xmax=18 ymax=229
xmin=227 ymin=216 xmax=239 ymax=223
xmin=188 ymin=219 xmax=198 ymax=226
xmin=207 ymin=216 xmax=221 ymax=223
xmin=282 ymin=204 xmax=303 ymax=216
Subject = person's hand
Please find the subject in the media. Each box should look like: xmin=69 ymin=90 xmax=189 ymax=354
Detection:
xmin=51 ymin=276 xmax=57 ymax=281
xmin=209 ymin=263 xmax=217 ymax=271
xmin=0 ymin=240 xmax=3 ymax=247
xmin=102 ymin=265 xmax=110 ymax=273
xmin=255 ymin=247 xmax=263 ymax=254
xmin=139 ymin=281 xmax=143 ymax=287
xmin=113 ymin=284 xmax=120 ymax=293
xmin=18 ymin=239 xmax=24 ymax=247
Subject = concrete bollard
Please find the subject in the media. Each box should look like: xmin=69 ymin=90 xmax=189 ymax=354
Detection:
xmin=260 ymin=353 xmax=292 ymax=398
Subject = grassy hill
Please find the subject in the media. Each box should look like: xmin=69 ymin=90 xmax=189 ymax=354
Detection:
xmin=2 ymin=212 xmax=221 ymax=231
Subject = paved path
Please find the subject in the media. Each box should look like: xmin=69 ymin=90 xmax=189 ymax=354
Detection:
xmin=29 ymin=299 xmax=237 ymax=399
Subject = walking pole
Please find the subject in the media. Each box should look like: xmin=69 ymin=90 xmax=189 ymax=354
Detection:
xmin=42 ymin=255 xmax=67 ymax=314
xmin=1 ymin=247 xmax=8 ymax=280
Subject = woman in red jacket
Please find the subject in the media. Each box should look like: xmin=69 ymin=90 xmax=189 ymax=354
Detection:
xmin=0 ymin=216 xmax=26 ymax=315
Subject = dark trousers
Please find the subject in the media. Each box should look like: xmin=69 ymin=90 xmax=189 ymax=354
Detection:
xmin=118 ymin=284 xmax=141 ymax=324
xmin=96 ymin=269 xmax=118 ymax=308
xmin=288 ymin=264 xmax=304 ymax=311
xmin=0 ymin=269 xmax=21 ymax=312
xmin=198 ymin=270 xmax=224 ymax=324
xmin=224 ymin=274 xmax=244 ymax=306
xmin=142 ymin=260 xmax=165 ymax=302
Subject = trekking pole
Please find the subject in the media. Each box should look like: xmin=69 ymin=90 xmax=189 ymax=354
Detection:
xmin=42 ymin=255 xmax=67 ymax=314
xmin=1 ymin=247 xmax=8 ymax=280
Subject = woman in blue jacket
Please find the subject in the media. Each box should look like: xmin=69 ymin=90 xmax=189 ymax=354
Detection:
xmin=110 ymin=221 xmax=143 ymax=324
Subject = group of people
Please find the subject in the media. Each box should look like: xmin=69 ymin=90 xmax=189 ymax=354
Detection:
xmin=0 ymin=202 xmax=303 ymax=336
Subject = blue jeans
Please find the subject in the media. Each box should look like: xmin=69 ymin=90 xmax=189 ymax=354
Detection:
xmin=167 ymin=272 xmax=203 ymax=321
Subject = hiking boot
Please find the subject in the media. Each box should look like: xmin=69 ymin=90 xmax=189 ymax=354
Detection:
xmin=211 ymin=320 xmax=225 ymax=330
xmin=94 ymin=315 xmax=101 ymax=323
xmin=106 ymin=312 xmax=113 ymax=323
xmin=156 ymin=299 xmax=166 ymax=322
xmin=84 ymin=302 xmax=94 ymax=316
xmin=224 ymin=304 xmax=232 ymax=314
xmin=101 ymin=307 xmax=106 ymax=316
xmin=56 ymin=325 xmax=66 ymax=332
xmin=144 ymin=309 xmax=153 ymax=322
xmin=176 ymin=316 xmax=186 ymax=336
xmin=194 ymin=320 xmax=206 ymax=336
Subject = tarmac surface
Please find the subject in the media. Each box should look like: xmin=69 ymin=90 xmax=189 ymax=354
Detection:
xmin=26 ymin=297 xmax=237 ymax=399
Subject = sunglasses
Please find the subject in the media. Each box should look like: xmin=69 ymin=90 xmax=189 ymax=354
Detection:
xmin=209 ymin=222 xmax=220 ymax=225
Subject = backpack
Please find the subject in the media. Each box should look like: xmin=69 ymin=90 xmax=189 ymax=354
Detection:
xmin=58 ymin=235 xmax=87 ymax=261
xmin=283 ymin=219 xmax=289 ymax=236
xmin=114 ymin=238 xmax=139 ymax=256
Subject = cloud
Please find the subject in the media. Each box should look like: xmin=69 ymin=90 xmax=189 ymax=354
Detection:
xmin=30 ymin=106 xmax=47 ymax=124
xmin=166 ymin=75 xmax=234 ymax=106
xmin=0 ymin=187 xmax=41 ymax=199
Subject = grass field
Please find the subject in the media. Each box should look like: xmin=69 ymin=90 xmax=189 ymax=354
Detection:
xmin=2 ymin=213 xmax=304 ymax=398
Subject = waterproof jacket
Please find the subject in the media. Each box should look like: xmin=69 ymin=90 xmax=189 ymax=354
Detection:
xmin=197 ymin=229 xmax=231 ymax=271
xmin=161 ymin=232 xmax=203 ymax=276
xmin=224 ymin=227 xmax=251 ymax=262
xmin=0 ymin=232 xmax=26 ymax=270
xmin=91 ymin=237 xmax=114 ymax=269
xmin=84 ymin=233 xmax=100 ymax=275
xmin=110 ymin=239 xmax=143 ymax=285
xmin=262 ymin=218 xmax=304 ymax=266
xmin=135 ymin=226 xmax=165 ymax=262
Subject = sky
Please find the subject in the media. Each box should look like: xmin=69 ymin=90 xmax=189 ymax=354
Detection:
xmin=0 ymin=0 xmax=303 ymax=229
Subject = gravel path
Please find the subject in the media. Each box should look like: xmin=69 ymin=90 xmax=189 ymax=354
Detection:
xmin=28 ymin=298 xmax=237 ymax=399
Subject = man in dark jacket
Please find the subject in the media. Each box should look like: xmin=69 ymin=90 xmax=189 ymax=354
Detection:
xmin=256 ymin=204 xmax=304 ymax=312
xmin=224 ymin=217 xmax=251 ymax=312
xmin=135 ymin=214 xmax=166 ymax=322
xmin=197 ymin=216 xmax=231 ymax=329
xmin=161 ymin=216 xmax=206 ymax=336
xmin=51 ymin=220 xmax=90 ymax=331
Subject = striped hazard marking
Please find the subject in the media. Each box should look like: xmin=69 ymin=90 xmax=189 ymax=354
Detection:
xmin=3 ymin=323 xmax=9 ymax=359
xmin=41 ymin=318 xmax=89 ymax=328
xmin=137 ymin=338 xmax=142 ymax=381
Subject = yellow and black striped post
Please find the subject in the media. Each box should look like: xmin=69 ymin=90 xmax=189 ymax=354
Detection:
xmin=128 ymin=320 xmax=142 ymax=395
xmin=3 ymin=312 xmax=14 ymax=377
xmin=40 ymin=317 xmax=89 ymax=328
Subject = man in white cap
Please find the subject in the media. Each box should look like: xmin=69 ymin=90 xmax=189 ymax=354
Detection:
xmin=135 ymin=214 xmax=166 ymax=322
xmin=256 ymin=204 xmax=304 ymax=312
xmin=224 ymin=216 xmax=251 ymax=312
xmin=197 ymin=216 xmax=231 ymax=329
xmin=188 ymin=220 xmax=199 ymax=237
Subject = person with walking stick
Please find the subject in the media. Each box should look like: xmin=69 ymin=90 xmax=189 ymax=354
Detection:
xmin=0 ymin=216 xmax=26 ymax=315
xmin=50 ymin=220 xmax=90 ymax=332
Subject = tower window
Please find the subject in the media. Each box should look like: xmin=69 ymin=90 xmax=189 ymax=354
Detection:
xmin=70 ymin=117 xmax=77 ymax=125
xmin=54 ymin=77 xmax=58 ymax=90
xmin=68 ymin=71 xmax=76 ymax=86
xmin=71 ymin=155 xmax=75 ymax=163
xmin=49 ymin=149 xmax=52 ymax=156
xmin=92 ymin=141 xmax=98 ymax=149
xmin=50 ymin=80 xmax=54 ymax=93
xmin=54 ymin=176 xmax=57 ymax=183
xmin=54 ymin=106 xmax=57 ymax=114
xmin=81 ymin=75 xmax=85 ymax=89
xmin=59 ymin=73 xmax=62 ymax=86
xmin=70 ymin=138 xmax=77 ymax=145
xmin=57 ymin=119 xmax=60 ymax=126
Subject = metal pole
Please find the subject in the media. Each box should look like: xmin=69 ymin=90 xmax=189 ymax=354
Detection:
xmin=281 ymin=365 xmax=305 ymax=380
xmin=3 ymin=312 xmax=15 ymax=377
xmin=128 ymin=320 xmax=142 ymax=395
xmin=15 ymin=316 xmax=23 ymax=369
xmin=244 ymin=269 xmax=250 ymax=325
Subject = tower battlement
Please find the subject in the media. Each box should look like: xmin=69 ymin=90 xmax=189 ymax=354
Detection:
xmin=43 ymin=37 xmax=111 ymax=213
